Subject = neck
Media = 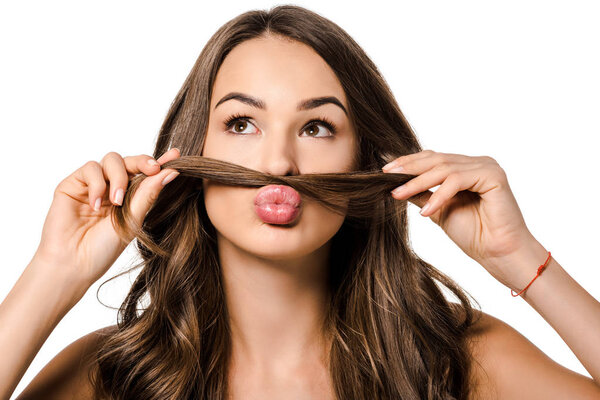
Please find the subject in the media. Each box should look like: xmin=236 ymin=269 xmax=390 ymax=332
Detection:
xmin=217 ymin=232 xmax=332 ymax=376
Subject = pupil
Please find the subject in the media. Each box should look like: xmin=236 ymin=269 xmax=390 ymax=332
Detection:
xmin=236 ymin=121 xmax=246 ymax=132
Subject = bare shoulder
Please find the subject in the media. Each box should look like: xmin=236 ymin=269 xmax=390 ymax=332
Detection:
xmin=15 ymin=324 xmax=117 ymax=400
xmin=457 ymin=305 xmax=600 ymax=399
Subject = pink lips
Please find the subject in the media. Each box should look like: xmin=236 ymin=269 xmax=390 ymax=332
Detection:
xmin=254 ymin=185 xmax=302 ymax=225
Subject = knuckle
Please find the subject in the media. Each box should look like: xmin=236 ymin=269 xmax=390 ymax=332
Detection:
xmin=53 ymin=180 xmax=66 ymax=197
xmin=481 ymin=155 xmax=496 ymax=164
xmin=496 ymin=166 xmax=508 ymax=180
xmin=432 ymin=152 xmax=446 ymax=162
xmin=138 ymin=179 xmax=157 ymax=201
xmin=434 ymin=161 xmax=451 ymax=171
xmin=91 ymin=178 xmax=107 ymax=191
xmin=147 ymin=190 xmax=159 ymax=204
xmin=105 ymin=151 xmax=122 ymax=159
xmin=473 ymin=160 xmax=487 ymax=170
xmin=100 ymin=151 xmax=122 ymax=165
xmin=446 ymin=171 xmax=461 ymax=183
xmin=83 ymin=160 xmax=99 ymax=170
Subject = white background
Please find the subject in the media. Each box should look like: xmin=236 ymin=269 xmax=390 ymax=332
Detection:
xmin=1 ymin=0 xmax=599 ymax=397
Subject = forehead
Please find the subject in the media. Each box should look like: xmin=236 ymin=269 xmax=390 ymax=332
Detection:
xmin=211 ymin=36 xmax=348 ymax=109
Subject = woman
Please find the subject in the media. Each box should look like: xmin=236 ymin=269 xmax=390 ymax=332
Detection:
xmin=2 ymin=4 xmax=599 ymax=399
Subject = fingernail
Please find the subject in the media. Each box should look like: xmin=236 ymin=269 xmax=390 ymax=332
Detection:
xmin=94 ymin=197 xmax=101 ymax=211
xmin=392 ymin=185 xmax=405 ymax=195
xmin=420 ymin=202 xmax=431 ymax=216
xmin=147 ymin=158 xmax=159 ymax=167
xmin=382 ymin=161 xmax=397 ymax=171
xmin=162 ymin=171 xmax=179 ymax=186
xmin=388 ymin=166 xmax=404 ymax=173
xmin=114 ymin=188 xmax=124 ymax=206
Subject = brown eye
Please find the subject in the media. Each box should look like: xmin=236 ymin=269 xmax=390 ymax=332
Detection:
xmin=224 ymin=115 xmax=258 ymax=135
xmin=301 ymin=122 xmax=334 ymax=138
xmin=233 ymin=121 xmax=247 ymax=133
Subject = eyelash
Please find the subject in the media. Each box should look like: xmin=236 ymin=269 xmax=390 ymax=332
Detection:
xmin=223 ymin=113 xmax=338 ymax=138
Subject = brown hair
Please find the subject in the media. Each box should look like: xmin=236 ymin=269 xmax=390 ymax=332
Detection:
xmin=90 ymin=5 xmax=482 ymax=399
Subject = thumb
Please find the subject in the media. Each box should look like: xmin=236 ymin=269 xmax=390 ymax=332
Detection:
xmin=128 ymin=168 xmax=180 ymax=225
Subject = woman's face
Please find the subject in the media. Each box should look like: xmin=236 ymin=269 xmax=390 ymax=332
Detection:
xmin=202 ymin=35 xmax=357 ymax=260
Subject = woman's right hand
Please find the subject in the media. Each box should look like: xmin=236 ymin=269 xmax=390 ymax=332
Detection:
xmin=32 ymin=148 xmax=181 ymax=292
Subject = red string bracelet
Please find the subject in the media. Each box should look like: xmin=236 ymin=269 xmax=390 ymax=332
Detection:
xmin=511 ymin=251 xmax=552 ymax=297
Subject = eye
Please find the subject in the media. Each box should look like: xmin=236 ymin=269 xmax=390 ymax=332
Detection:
xmin=301 ymin=117 xmax=337 ymax=138
xmin=223 ymin=114 xmax=338 ymax=138
xmin=224 ymin=113 xmax=258 ymax=135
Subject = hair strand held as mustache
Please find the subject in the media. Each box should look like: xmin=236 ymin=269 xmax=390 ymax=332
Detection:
xmin=165 ymin=155 xmax=417 ymax=218
xmin=110 ymin=155 xmax=421 ymax=254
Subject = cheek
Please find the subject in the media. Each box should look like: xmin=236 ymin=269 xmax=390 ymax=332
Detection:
xmin=203 ymin=183 xmax=253 ymax=235
xmin=203 ymin=183 xmax=346 ymax=259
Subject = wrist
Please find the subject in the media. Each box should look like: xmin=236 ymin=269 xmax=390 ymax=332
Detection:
xmin=27 ymin=253 xmax=89 ymax=310
xmin=483 ymin=237 xmax=550 ymax=293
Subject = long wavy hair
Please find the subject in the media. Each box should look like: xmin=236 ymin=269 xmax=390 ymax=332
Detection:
xmin=89 ymin=5 xmax=482 ymax=399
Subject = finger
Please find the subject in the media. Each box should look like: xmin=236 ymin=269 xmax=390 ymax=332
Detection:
xmin=390 ymin=161 xmax=474 ymax=205
xmin=128 ymin=168 xmax=180 ymax=225
xmin=121 ymin=153 xmax=162 ymax=178
xmin=405 ymin=189 xmax=433 ymax=210
xmin=100 ymin=152 xmax=130 ymax=206
xmin=382 ymin=149 xmax=434 ymax=171
xmin=382 ymin=150 xmax=471 ymax=172
xmin=417 ymin=170 xmax=477 ymax=217
xmin=74 ymin=161 xmax=107 ymax=211
xmin=156 ymin=147 xmax=181 ymax=165
xmin=107 ymin=149 xmax=181 ymax=208
xmin=387 ymin=150 xmax=481 ymax=181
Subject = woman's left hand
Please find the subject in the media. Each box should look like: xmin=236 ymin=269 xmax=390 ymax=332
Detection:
xmin=382 ymin=149 xmax=544 ymax=289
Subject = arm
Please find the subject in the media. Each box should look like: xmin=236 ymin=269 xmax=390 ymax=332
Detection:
xmin=1 ymin=149 xmax=180 ymax=400
xmin=468 ymin=238 xmax=600 ymax=399
xmin=518 ymin=240 xmax=600 ymax=382
xmin=382 ymin=150 xmax=600 ymax=396
xmin=0 ymin=255 xmax=87 ymax=400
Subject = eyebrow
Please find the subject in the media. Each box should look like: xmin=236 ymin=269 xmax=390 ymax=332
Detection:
xmin=214 ymin=91 xmax=348 ymax=115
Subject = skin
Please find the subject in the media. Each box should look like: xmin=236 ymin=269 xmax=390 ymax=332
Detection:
xmin=200 ymin=34 xmax=600 ymax=398
xmin=201 ymin=34 xmax=357 ymax=398
xmin=8 ymin=28 xmax=600 ymax=400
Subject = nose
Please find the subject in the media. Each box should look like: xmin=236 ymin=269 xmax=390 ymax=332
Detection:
xmin=256 ymin=129 xmax=299 ymax=177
